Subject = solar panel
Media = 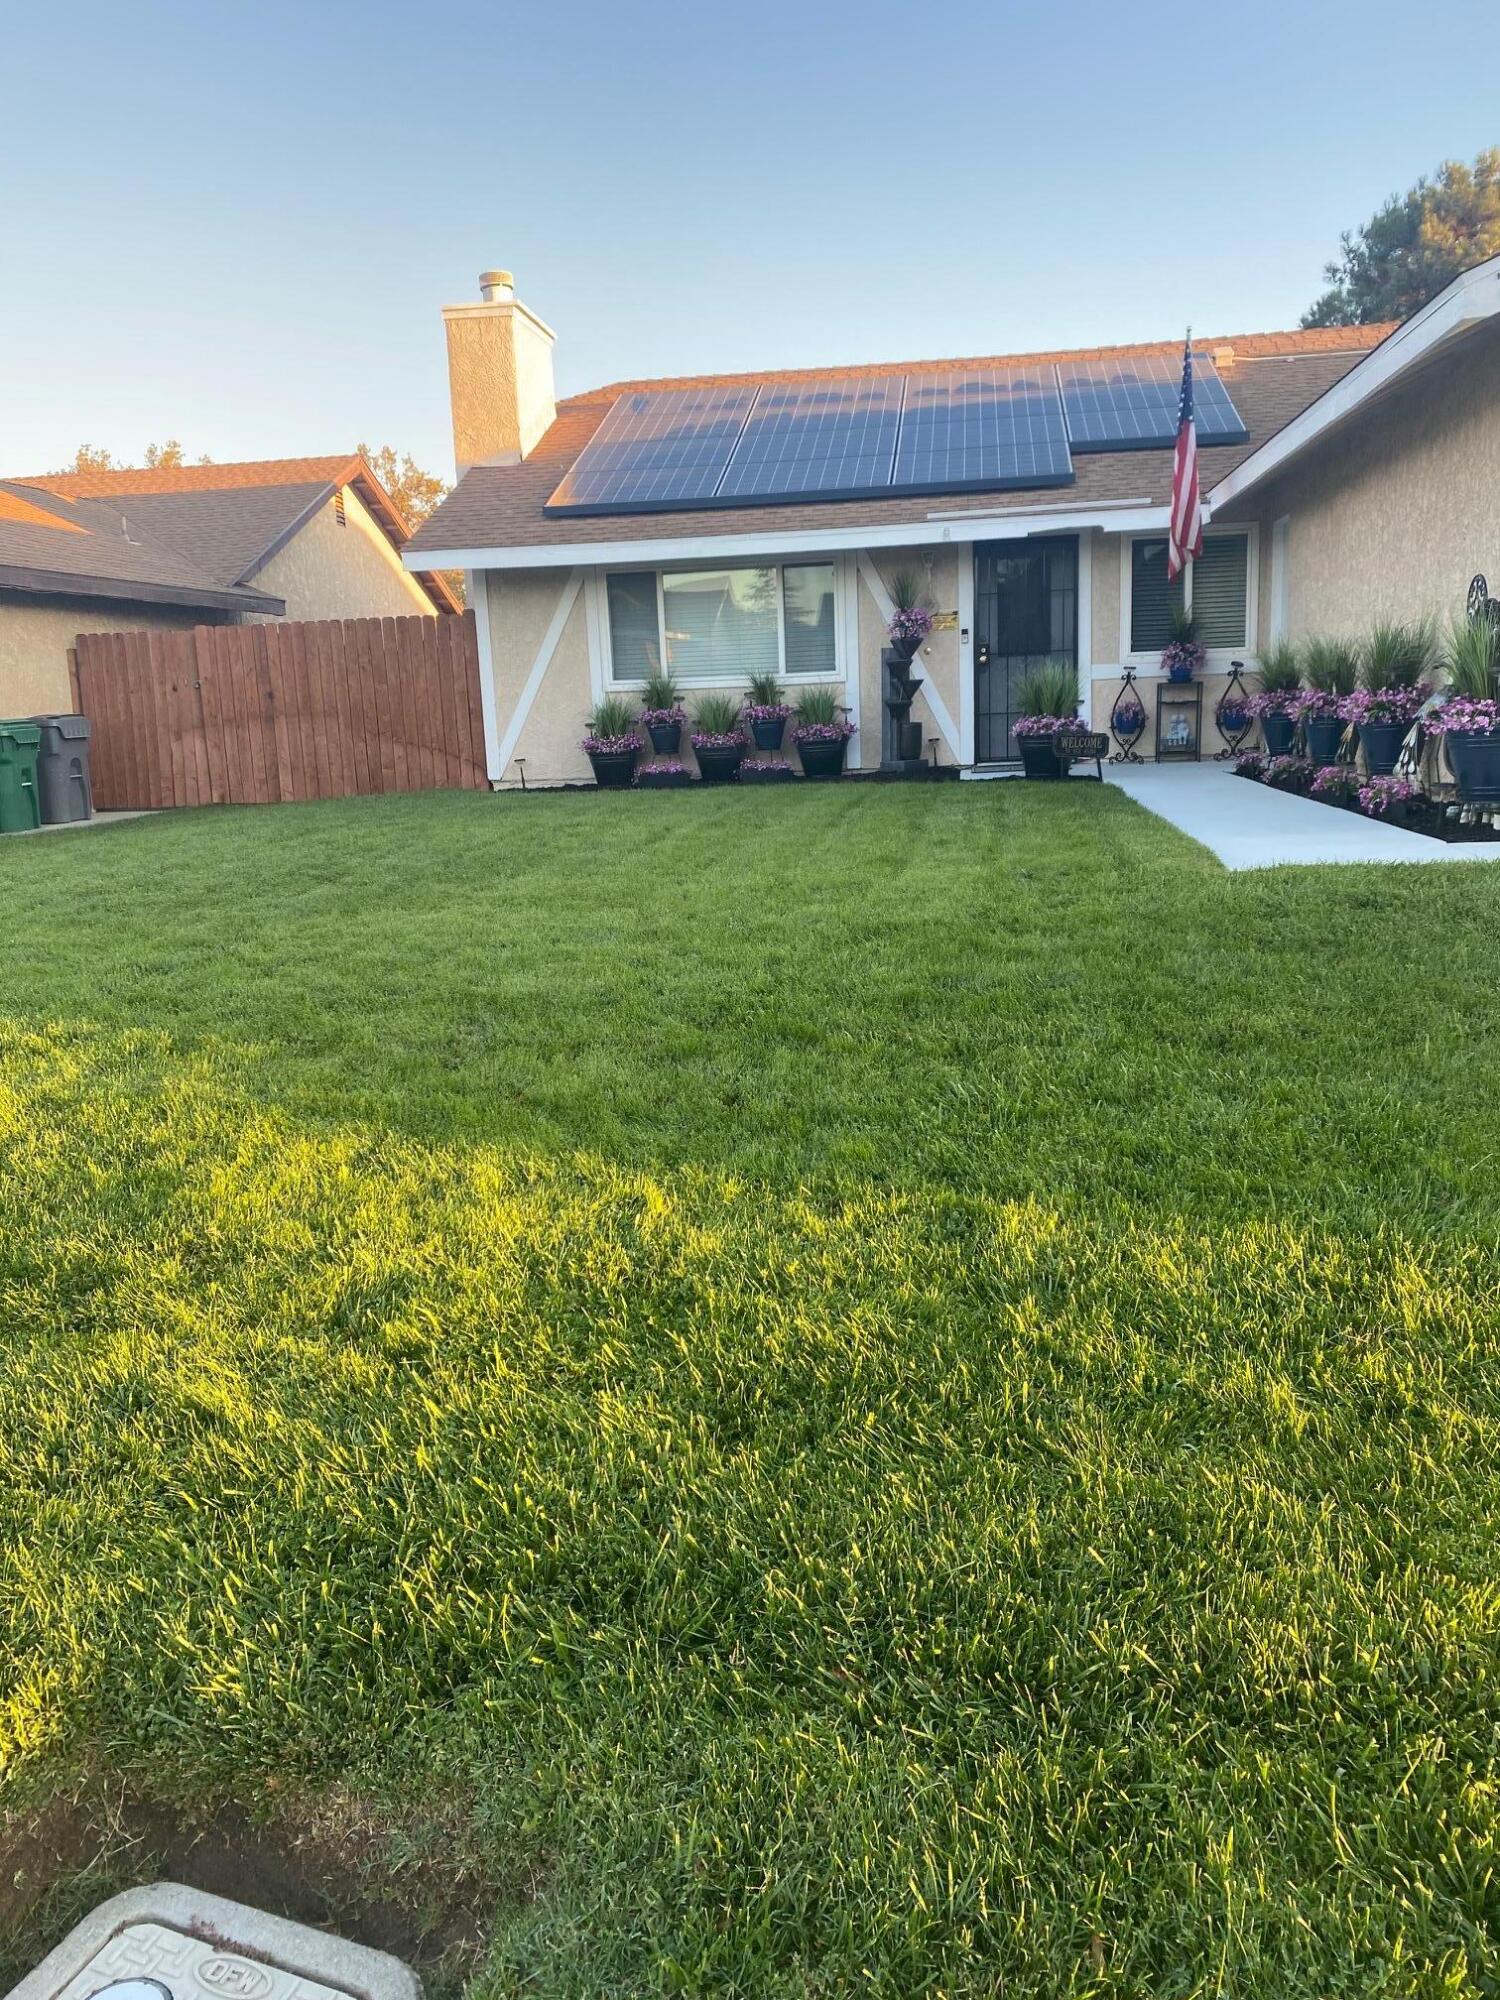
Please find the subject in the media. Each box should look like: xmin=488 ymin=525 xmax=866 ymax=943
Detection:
xmin=714 ymin=376 xmax=906 ymax=503
xmin=891 ymin=368 xmax=1074 ymax=494
xmin=1057 ymin=354 xmax=1248 ymax=451
xmin=544 ymin=384 xmax=758 ymax=514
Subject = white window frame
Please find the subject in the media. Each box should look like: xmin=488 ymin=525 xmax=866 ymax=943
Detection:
xmin=1120 ymin=523 xmax=1259 ymax=671
xmin=600 ymin=558 xmax=846 ymax=690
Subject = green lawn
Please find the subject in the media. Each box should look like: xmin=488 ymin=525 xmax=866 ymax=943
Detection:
xmin=1 ymin=783 xmax=1498 ymax=1997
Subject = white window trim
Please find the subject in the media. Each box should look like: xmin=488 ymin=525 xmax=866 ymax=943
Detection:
xmin=600 ymin=557 xmax=846 ymax=690
xmin=1119 ymin=523 xmax=1259 ymax=672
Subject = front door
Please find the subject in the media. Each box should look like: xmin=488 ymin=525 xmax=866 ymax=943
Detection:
xmin=973 ymin=537 xmax=1079 ymax=762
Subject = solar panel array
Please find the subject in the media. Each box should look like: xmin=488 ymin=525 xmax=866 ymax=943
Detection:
xmin=1057 ymin=354 xmax=1248 ymax=450
xmin=544 ymin=384 xmax=758 ymax=513
xmin=717 ymin=377 xmax=905 ymax=502
xmin=892 ymin=369 xmax=1073 ymax=495
xmin=544 ymin=354 xmax=1247 ymax=515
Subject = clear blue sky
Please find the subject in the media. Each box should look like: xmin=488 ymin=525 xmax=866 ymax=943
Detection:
xmin=5 ymin=0 xmax=1496 ymax=483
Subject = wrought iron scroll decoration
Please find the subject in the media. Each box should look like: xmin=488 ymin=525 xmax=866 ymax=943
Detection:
xmin=1213 ymin=660 xmax=1254 ymax=761
xmin=1108 ymin=667 xmax=1147 ymax=763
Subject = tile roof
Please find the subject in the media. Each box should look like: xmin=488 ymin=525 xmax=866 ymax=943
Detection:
xmin=16 ymin=455 xmax=461 ymax=613
xmin=409 ymin=324 xmax=1396 ymax=557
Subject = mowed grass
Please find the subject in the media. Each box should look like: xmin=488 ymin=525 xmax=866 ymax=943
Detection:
xmin=0 ymin=782 xmax=1498 ymax=1997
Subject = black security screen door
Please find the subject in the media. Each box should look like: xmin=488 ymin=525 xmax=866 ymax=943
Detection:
xmin=973 ymin=537 xmax=1079 ymax=762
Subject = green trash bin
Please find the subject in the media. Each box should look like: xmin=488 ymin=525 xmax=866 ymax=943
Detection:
xmin=0 ymin=722 xmax=42 ymax=833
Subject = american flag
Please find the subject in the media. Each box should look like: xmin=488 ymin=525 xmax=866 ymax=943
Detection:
xmin=1167 ymin=334 xmax=1203 ymax=581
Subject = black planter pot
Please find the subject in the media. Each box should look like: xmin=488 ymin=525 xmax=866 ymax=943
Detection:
xmin=1166 ymin=665 xmax=1196 ymax=685
xmin=796 ymin=737 xmax=850 ymax=779
xmin=739 ymin=764 xmax=796 ymax=785
xmin=1018 ymin=735 xmax=1065 ymax=780
xmin=1261 ymin=712 xmax=1296 ymax=758
xmin=635 ymin=768 xmax=693 ymax=790
xmin=694 ymin=742 xmax=745 ymax=785
xmin=1445 ymin=729 xmax=1500 ymax=803
xmin=646 ymin=719 xmax=683 ymax=755
xmin=888 ymin=634 xmax=920 ymax=665
xmin=1303 ymin=715 xmax=1346 ymax=766
xmin=586 ymin=746 xmax=638 ymax=790
xmin=750 ymin=716 xmax=788 ymax=751
xmin=1357 ymin=720 xmax=1409 ymax=776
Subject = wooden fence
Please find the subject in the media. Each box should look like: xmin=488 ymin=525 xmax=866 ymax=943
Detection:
xmin=71 ymin=612 xmax=488 ymax=810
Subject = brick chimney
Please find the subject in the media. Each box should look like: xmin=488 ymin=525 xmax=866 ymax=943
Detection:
xmin=442 ymin=269 xmax=557 ymax=478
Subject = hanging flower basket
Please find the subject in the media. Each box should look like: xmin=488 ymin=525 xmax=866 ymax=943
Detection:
xmin=887 ymin=604 xmax=934 ymax=665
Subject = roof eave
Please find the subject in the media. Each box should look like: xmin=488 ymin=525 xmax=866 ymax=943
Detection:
xmin=404 ymin=497 xmax=1175 ymax=572
xmin=1207 ymin=255 xmax=1500 ymax=513
xmin=0 ymin=566 xmax=286 ymax=616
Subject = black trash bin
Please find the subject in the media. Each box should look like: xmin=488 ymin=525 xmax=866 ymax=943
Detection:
xmin=28 ymin=714 xmax=93 ymax=824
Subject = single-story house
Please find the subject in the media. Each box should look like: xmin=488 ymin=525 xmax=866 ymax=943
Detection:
xmin=0 ymin=454 xmax=459 ymax=716
xmin=403 ymin=257 xmax=1500 ymax=785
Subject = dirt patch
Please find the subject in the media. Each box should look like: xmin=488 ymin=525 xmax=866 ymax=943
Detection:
xmin=0 ymin=1783 xmax=528 ymax=1998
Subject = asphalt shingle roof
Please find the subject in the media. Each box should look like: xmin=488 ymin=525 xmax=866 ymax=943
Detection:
xmin=408 ymin=325 xmax=1392 ymax=557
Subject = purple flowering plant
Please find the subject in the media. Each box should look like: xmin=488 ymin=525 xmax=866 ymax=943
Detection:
xmin=791 ymin=719 xmax=857 ymax=744
xmin=888 ymin=604 xmax=935 ymax=648
xmin=1113 ymin=700 xmax=1146 ymax=734
xmin=1013 ymin=714 xmax=1082 ymax=738
xmin=581 ymin=693 xmax=640 ymax=757
xmin=1338 ymin=683 xmax=1431 ymax=726
xmin=1262 ymin=754 xmax=1316 ymax=792
xmin=1233 ymin=751 xmax=1266 ymax=778
xmin=791 ymin=685 xmax=855 ymax=743
xmin=741 ymin=757 xmax=795 ymax=772
xmin=1310 ymin=764 xmax=1360 ymax=802
xmin=1358 ymin=775 xmax=1420 ymax=817
xmin=1427 ymin=693 xmax=1500 ymax=737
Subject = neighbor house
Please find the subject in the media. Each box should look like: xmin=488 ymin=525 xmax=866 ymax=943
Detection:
xmin=0 ymin=454 xmax=458 ymax=715
xmin=404 ymin=258 xmax=1500 ymax=785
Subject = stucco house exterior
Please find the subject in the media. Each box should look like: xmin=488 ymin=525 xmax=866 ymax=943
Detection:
xmin=404 ymin=261 xmax=1500 ymax=788
xmin=0 ymin=454 xmax=458 ymax=716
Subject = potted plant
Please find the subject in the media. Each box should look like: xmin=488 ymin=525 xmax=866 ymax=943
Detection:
xmin=639 ymin=670 xmax=687 ymax=755
xmin=580 ymin=695 xmax=640 ymax=789
xmin=887 ymin=571 xmax=934 ymax=664
xmin=1358 ymin=774 xmax=1420 ymax=819
xmin=690 ymin=692 xmax=747 ymax=784
xmin=1295 ymin=636 xmax=1359 ymax=765
xmin=1339 ymin=618 xmax=1433 ymax=776
xmin=1161 ymin=607 xmax=1206 ymax=683
xmin=1262 ymin=754 xmax=1316 ymax=794
xmin=634 ymin=761 xmax=693 ymax=790
xmin=1233 ymin=750 xmax=1266 ymax=780
xmin=1247 ymin=640 xmax=1302 ymax=757
xmin=1013 ymin=660 xmax=1083 ymax=779
xmin=1309 ymin=763 xmax=1361 ymax=807
xmin=791 ymin=686 xmax=856 ymax=778
xmin=739 ymin=757 xmax=797 ymax=785
xmin=743 ymin=669 xmax=792 ymax=752
xmin=1429 ymin=613 xmax=1500 ymax=804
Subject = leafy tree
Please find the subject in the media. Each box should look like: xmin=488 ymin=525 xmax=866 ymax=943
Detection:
xmin=357 ymin=443 xmax=448 ymax=526
xmin=63 ymin=440 xmax=211 ymax=471
xmin=1304 ymin=148 xmax=1500 ymax=326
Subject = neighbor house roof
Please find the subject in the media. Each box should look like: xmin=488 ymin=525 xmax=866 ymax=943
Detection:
xmin=13 ymin=454 xmax=461 ymax=613
xmin=407 ymin=324 xmax=1393 ymax=566
xmin=0 ymin=478 xmax=286 ymax=616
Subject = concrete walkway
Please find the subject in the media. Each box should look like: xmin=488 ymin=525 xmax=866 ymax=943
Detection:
xmin=1105 ymin=762 xmax=1500 ymax=870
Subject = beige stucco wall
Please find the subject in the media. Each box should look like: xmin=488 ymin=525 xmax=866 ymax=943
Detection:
xmin=1088 ymin=530 xmax=1120 ymax=666
xmin=444 ymin=302 xmax=558 ymax=474
xmin=856 ymin=547 xmax=960 ymax=769
xmin=486 ymin=568 xmax=592 ymax=787
xmin=1223 ymin=317 xmax=1500 ymax=640
xmin=250 ymin=486 xmax=437 ymax=623
xmin=0 ymin=593 xmax=207 ymax=716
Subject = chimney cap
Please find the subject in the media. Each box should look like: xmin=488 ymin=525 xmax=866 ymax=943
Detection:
xmin=479 ymin=269 xmax=515 ymax=303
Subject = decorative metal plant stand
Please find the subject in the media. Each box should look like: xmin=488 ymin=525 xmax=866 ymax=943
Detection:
xmin=1108 ymin=668 xmax=1147 ymax=763
xmin=1213 ymin=660 xmax=1255 ymax=761
xmin=881 ymin=647 xmax=928 ymax=775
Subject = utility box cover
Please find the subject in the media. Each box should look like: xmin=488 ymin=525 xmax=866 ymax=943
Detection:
xmin=3 ymin=1886 xmax=420 ymax=2000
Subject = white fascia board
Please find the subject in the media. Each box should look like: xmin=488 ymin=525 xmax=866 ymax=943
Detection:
xmin=402 ymin=502 xmax=1172 ymax=574
xmin=1207 ymin=254 xmax=1500 ymax=513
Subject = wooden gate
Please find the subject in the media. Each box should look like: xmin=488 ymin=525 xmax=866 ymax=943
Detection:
xmin=71 ymin=613 xmax=488 ymax=810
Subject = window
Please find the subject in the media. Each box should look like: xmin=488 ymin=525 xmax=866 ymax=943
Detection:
xmin=607 ymin=562 xmax=838 ymax=684
xmin=1129 ymin=531 xmax=1249 ymax=654
xmin=606 ymin=572 xmax=662 ymax=681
